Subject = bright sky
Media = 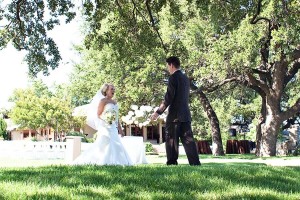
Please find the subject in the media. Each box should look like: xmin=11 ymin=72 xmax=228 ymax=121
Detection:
xmin=0 ymin=8 xmax=82 ymax=109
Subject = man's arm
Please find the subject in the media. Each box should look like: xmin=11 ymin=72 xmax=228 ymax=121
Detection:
xmin=156 ymin=75 xmax=176 ymax=114
xmin=117 ymin=121 xmax=124 ymax=136
xmin=151 ymin=76 xmax=176 ymax=120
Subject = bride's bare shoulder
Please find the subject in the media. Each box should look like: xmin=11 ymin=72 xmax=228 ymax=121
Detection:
xmin=100 ymin=98 xmax=116 ymax=106
xmin=99 ymin=98 xmax=108 ymax=106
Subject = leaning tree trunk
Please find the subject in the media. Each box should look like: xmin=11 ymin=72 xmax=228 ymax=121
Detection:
xmin=197 ymin=90 xmax=225 ymax=156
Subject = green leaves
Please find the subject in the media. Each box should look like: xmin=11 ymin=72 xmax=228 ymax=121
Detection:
xmin=1 ymin=0 xmax=76 ymax=76
xmin=9 ymin=81 xmax=76 ymax=133
xmin=66 ymin=0 xmax=300 ymax=153
xmin=0 ymin=118 xmax=7 ymax=138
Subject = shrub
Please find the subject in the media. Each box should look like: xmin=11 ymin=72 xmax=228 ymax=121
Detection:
xmin=145 ymin=142 xmax=154 ymax=152
xmin=65 ymin=131 xmax=91 ymax=143
xmin=293 ymin=144 xmax=300 ymax=156
xmin=0 ymin=118 xmax=7 ymax=139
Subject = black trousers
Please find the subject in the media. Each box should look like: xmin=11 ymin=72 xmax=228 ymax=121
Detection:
xmin=165 ymin=121 xmax=200 ymax=165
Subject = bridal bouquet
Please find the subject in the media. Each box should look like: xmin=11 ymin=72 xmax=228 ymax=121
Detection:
xmin=103 ymin=109 xmax=117 ymax=125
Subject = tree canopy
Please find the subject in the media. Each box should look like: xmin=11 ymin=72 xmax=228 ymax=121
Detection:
xmin=71 ymin=0 xmax=300 ymax=156
xmin=4 ymin=0 xmax=300 ymax=156
xmin=9 ymin=80 xmax=80 ymax=136
xmin=0 ymin=0 xmax=76 ymax=76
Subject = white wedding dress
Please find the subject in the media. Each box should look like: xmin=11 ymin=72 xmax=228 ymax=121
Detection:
xmin=73 ymin=103 xmax=133 ymax=166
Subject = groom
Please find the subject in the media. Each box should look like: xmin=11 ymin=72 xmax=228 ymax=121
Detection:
xmin=151 ymin=56 xmax=201 ymax=166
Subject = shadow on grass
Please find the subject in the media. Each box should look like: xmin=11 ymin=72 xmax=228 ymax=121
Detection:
xmin=0 ymin=163 xmax=299 ymax=199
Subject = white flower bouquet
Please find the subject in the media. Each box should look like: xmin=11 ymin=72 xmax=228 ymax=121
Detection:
xmin=102 ymin=109 xmax=117 ymax=125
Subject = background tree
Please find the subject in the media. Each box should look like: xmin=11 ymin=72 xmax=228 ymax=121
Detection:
xmin=9 ymin=80 xmax=77 ymax=140
xmin=192 ymin=0 xmax=300 ymax=156
xmin=0 ymin=118 xmax=7 ymax=139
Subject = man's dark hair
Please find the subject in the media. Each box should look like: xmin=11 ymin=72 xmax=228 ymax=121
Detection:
xmin=166 ymin=56 xmax=180 ymax=69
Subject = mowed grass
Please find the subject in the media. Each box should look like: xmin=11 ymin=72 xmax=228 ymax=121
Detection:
xmin=0 ymin=162 xmax=299 ymax=200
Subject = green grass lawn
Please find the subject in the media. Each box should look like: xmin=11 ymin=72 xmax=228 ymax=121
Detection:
xmin=0 ymin=161 xmax=299 ymax=200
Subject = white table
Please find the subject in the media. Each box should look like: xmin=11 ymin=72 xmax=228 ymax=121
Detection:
xmin=121 ymin=136 xmax=148 ymax=164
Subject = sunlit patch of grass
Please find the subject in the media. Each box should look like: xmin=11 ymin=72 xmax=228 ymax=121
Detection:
xmin=199 ymin=154 xmax=257 ymax=159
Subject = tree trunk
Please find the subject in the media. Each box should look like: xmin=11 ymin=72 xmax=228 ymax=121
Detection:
xmin=260 ymin=114 xmax=282 ymax=156
xmin=255 ymin=96 xmax=266 ymax=156
xmin=256 ymin=90 xmax=283 ymax=156
xmin=197 ymin=90 xmax=225 ymax=156
xmin=255 ymin=122 xmax=262 ymax=156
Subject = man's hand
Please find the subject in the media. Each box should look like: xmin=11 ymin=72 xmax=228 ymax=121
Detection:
xmin=150 ymin=112 xmax=159 ymax=121
xmin=118 ymin=122 xmax=125 ymax=137
xmin=118 ymin=126 xmax=125 ymax=137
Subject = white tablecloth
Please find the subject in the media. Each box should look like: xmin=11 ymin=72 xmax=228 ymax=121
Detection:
xmin=121 ymin=136 xmax=148 ymax=164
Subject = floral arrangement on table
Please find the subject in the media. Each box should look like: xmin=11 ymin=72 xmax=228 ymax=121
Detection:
xmin=121 ymin=105 xmax=167 ymax=127
xmin=102 ymin=108 xmax=117 ymax=125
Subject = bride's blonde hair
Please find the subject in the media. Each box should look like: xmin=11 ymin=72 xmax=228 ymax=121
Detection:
xmin=100 ymin=83 xmax=114 ymax=96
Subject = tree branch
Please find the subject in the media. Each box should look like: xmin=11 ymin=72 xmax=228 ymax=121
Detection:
xmin=14 ymin=0 xmax=27 ymax=50
xmin=251 ymin=67 xmax=272 ymax=83
xmin=250 ymin=0 xmax=279 ymax=66
xmin=237 ymin=77 xmax=266 ymax=97
xmin=203 ymin=77 xmax=238 ymax=93
xmin=281 ymin=99 xmax=300 ymax=120
xmin=250 ymin=0 xmax=270 ymax=25
xmin=145 ymin=0 xmax=168 ymax=53
xmin=284 ymin=61 xmax=300 ymax=85
xmin=130 ymin=0 xmax=150 ymax=26
xmin=16 ymin=0 xmax=25 ymax=22
xmin=246 ymin=72 xmax=270 ymax=95
xmin=128 ymin=0 xmax=168 ymax=53
xmin=292 ymin=48 xmax=300 ymax=60
xmin=190 ymin=77 xmax=238 ymax=94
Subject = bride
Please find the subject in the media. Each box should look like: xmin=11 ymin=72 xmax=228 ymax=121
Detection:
xmin=73 ymin=83 xmax=133 ymax=166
